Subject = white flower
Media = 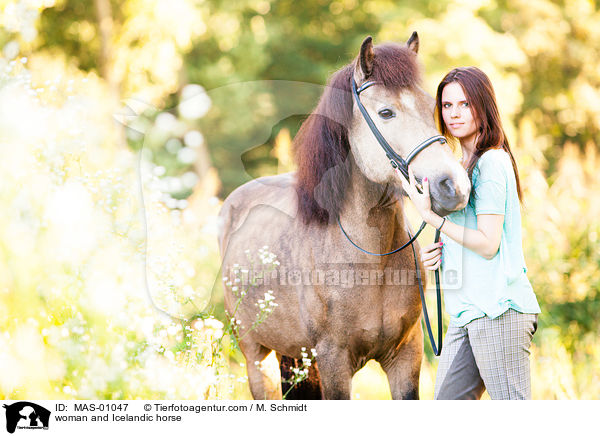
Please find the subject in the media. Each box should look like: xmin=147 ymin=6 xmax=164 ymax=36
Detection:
xmin=204 ymin=318 xmax=224 ymax=330
xmin=191 ymin=319 xmax=204 ymax=330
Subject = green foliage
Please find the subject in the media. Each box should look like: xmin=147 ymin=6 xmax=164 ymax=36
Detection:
xmin=184 ymin=0 xmax=381 ymax=196
xmin=38 ymin=0 xmax=101 ymax=72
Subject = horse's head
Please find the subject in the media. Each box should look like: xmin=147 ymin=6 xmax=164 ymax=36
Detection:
xmin=348 ymin=34 xmax=470 ymax=216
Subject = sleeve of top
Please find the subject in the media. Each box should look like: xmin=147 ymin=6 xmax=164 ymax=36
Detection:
xmin=473 ymin=152 xmax=507 ymax=215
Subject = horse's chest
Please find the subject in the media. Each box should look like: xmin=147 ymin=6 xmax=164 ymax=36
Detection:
xmin=321 ymin=283 xmax=417 ymax=348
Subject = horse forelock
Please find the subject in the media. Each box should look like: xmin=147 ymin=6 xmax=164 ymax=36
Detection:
xmin=293 ymin=42 xmax=421 ymax=226
xmin=369 ymin=43 xmax=421 ymax=92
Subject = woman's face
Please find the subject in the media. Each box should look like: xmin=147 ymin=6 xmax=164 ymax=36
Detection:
xmin=441 ymin=82 xmax=479 ymax=147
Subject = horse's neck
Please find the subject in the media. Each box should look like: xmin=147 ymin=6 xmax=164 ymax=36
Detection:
xmin=339 ymin=159 xmax=406 ymax=243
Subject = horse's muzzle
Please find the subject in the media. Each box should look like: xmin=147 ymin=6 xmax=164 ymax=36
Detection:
xmin=430 ymin=173 xmax=470 ymax=216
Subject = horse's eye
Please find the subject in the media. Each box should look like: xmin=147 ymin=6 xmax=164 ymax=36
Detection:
xmin=378 ymin=109 xmax=395 ymax=119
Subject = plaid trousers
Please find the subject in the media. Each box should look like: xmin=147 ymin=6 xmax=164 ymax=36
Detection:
xmin=434 ymin=308 xmax=538 ymax=400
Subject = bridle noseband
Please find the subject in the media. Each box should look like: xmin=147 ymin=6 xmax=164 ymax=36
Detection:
xmin=336 ymin=77 xmax=445 ymax=356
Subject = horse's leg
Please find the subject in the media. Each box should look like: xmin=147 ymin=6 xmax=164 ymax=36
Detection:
xmin=379 ymin=325 xmax=423 ymax=400
xmin=241 ymin=342 xmax=282 ymax=400
xmin=314 ymin=342 xmax=353 ymax=399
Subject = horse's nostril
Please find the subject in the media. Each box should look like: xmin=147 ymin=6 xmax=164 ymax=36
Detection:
xmin=436 ymin=177 xmax=456 ymax=198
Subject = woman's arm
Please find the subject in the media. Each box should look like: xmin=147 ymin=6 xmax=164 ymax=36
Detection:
xmin=426 ymin=212 xmax=504 ymax=260
xmin=398 ymin=167 xmax=504 ymax=260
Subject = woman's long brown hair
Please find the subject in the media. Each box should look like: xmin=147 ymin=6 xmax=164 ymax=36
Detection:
xmin=435 ymin=67 xmax=523 ymax=202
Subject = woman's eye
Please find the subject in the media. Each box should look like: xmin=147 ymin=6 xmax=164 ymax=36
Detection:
xmin=378 ymin=109 xmax=395 ymax=119
xmin=461 ymin=102 xmax=469 ymax=107
xmin=442 ymin=103 xmax=451 ymax=108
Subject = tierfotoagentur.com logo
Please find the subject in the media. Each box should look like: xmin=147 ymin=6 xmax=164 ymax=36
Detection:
xmin=2 ymin=402 xmax=51 ymax=433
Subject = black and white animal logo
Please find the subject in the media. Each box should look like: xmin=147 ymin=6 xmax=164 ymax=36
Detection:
xmin=3 ymin=402 xmax=51 ymax=433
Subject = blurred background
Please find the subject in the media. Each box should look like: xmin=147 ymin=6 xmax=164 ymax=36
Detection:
xmin=0 ymin=0 xmax=598 ymax=400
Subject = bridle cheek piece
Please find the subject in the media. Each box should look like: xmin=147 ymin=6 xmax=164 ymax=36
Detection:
xmin=351 ymin=78 xmax=447 ymax=181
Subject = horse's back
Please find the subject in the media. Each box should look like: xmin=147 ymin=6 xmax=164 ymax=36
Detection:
xmin=218 ymin=172 xmax=298 ymax=253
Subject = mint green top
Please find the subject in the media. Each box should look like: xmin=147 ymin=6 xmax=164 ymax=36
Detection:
xmin=440 ymin=148 xmax=541 ymax=327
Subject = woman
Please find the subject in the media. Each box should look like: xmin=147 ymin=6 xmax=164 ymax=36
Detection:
xmin=398 ymin=67 xmax=541 ymax=400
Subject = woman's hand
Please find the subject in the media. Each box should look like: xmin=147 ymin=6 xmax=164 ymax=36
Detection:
xmin=397 ymin=167 xmax=435 ymax=223
xmin=421 ymin=241 xmax=443 ymax=271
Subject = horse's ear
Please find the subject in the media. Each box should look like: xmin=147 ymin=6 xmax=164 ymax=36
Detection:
xmin=356 ymin=36 xmax=375 ymax=81
xmin=406 ymin=31 xmax=419 ymax=54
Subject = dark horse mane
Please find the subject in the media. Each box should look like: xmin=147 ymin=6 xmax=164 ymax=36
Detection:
xmin=293 ymin=42 xmax=422 ymax=226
